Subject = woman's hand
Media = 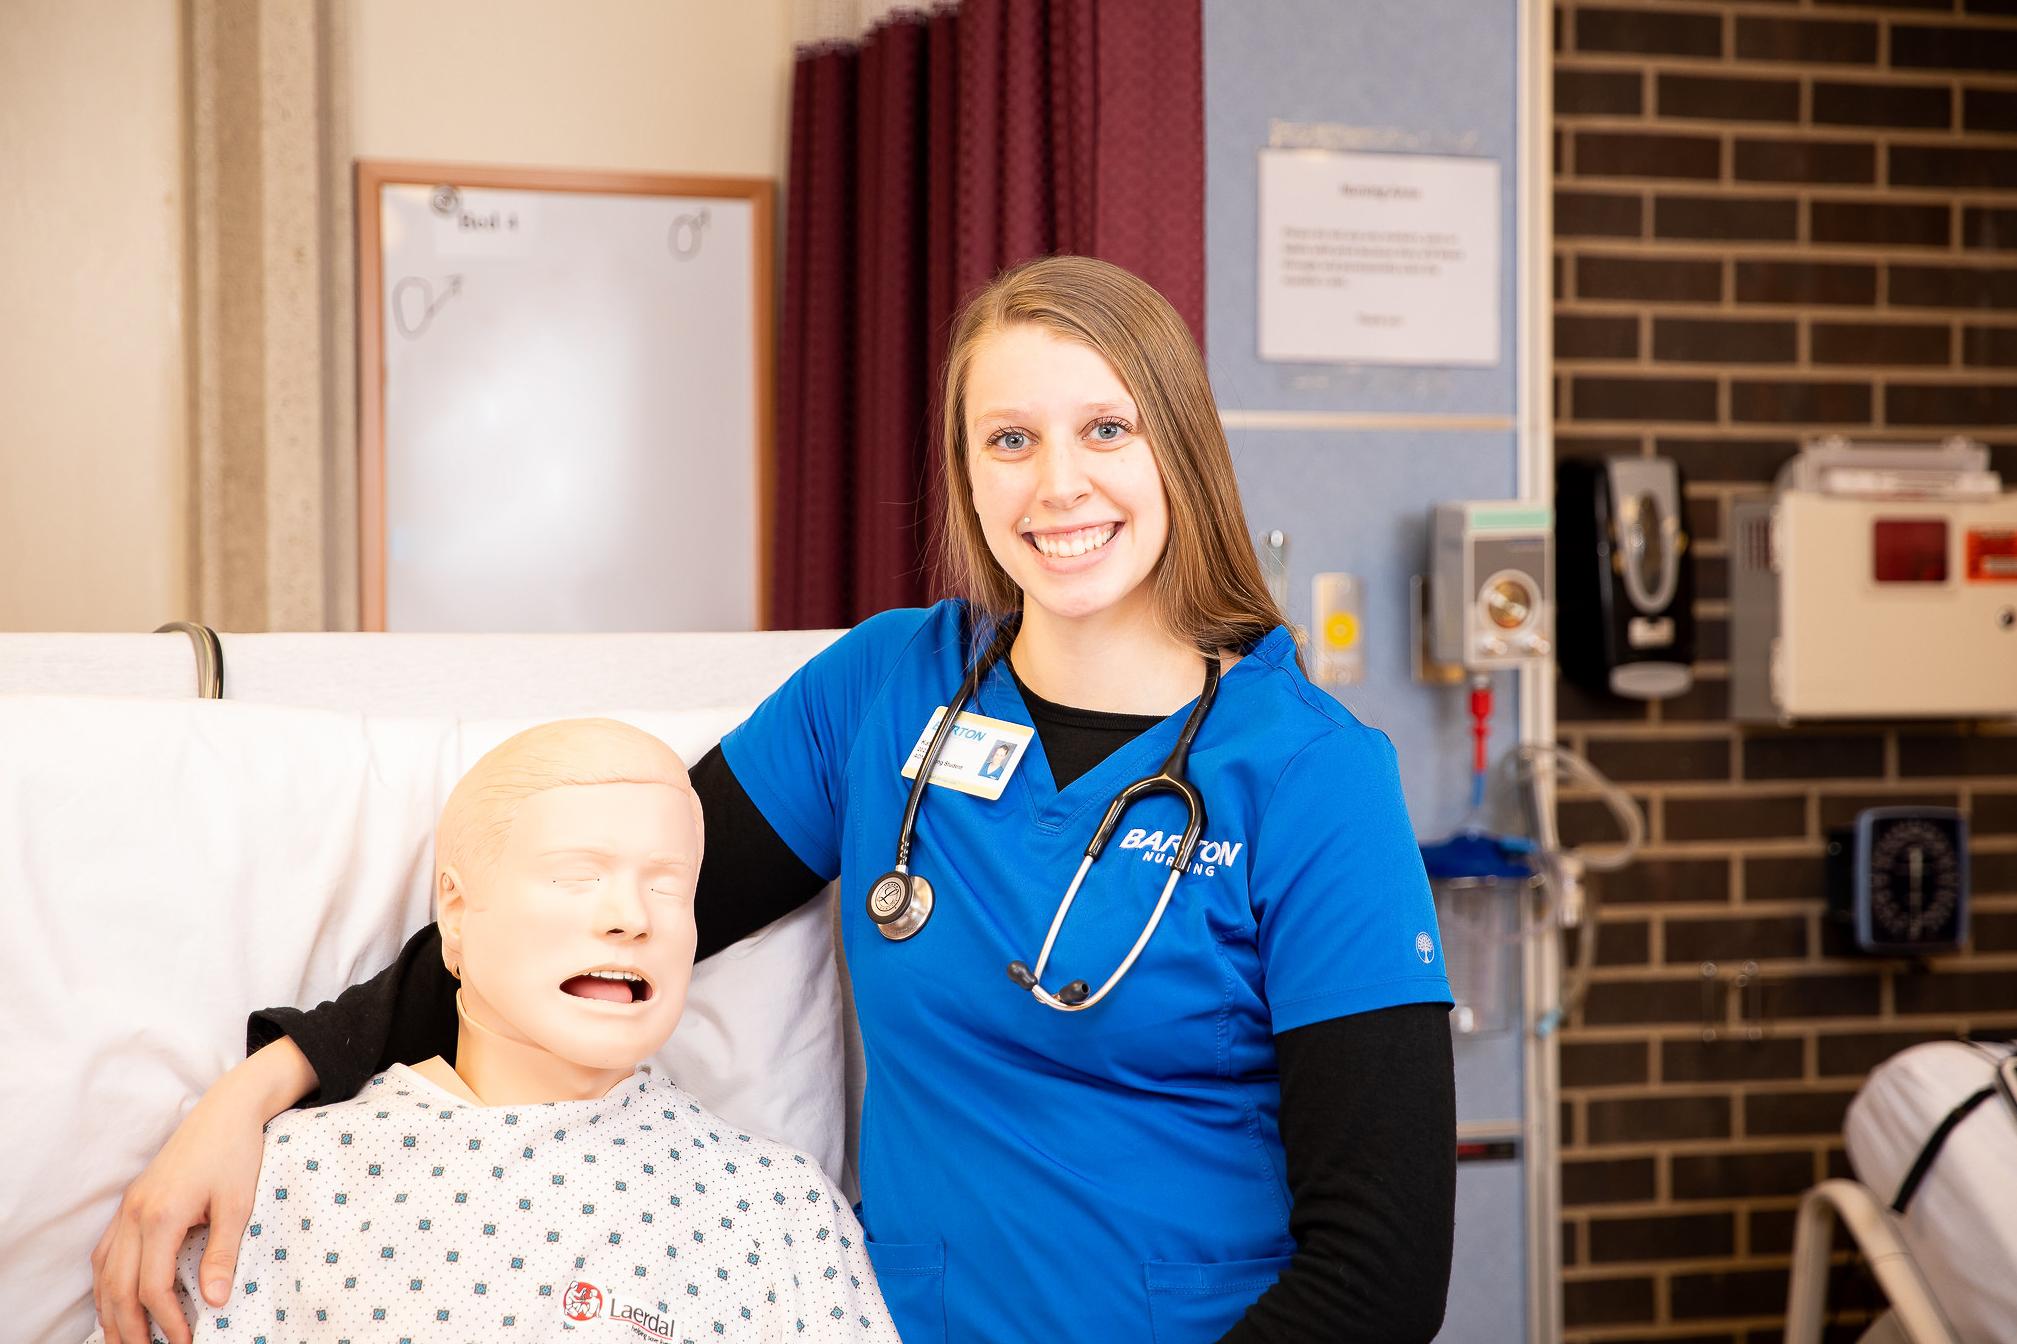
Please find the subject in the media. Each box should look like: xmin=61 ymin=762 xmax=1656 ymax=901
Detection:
xmin=89 ymin=1038 xmax=317 ymax=1344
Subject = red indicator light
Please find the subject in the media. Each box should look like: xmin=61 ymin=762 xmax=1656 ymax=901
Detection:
xmin=1967 ymin=529 xmax=2017 ymax=583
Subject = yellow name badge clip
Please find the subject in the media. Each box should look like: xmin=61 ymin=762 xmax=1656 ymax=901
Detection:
xmin=900 ymin=706 xmax=1036 ymax=801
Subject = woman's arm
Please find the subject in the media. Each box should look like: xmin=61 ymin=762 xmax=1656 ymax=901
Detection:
xmin=1218 ymin=1002 xmax=1458 ymax=1343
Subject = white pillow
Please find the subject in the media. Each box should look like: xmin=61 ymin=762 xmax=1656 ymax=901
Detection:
xmin=0 ymin=697 xmax=842 ymax=1344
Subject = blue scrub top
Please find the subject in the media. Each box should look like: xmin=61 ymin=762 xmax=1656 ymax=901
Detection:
xmin=722 ymin=602 xmax=1450 ymax=1343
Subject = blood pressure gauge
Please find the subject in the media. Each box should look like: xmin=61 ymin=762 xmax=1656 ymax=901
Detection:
xmin=1825 ymin=807 xmax=1970 ymax=955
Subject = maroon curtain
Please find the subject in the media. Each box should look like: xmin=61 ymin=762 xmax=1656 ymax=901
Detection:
xmin=771 ymin=0 xmax=1205 ymax=630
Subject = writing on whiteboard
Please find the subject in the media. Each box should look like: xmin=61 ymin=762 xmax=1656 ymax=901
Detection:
xmin=392 ymin=274 xmax=463 ymax=340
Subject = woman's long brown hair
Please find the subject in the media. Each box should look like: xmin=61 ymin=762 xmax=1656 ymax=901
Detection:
xmin=937 ymin=254 xmax=1291 ymax=661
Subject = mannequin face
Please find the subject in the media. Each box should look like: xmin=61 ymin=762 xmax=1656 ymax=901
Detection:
xmin=446 ymin=779 xmax=701 ymax=1074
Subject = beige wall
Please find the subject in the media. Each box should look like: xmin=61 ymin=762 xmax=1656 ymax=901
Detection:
xmin=0 ymin=0 xmax=190 ymax=632
xmin=349 ymin=0 xmax=793 ymax=178
xmin=0 ymin=0 xmax=793 ymax=633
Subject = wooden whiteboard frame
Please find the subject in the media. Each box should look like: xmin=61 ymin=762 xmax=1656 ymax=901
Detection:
xmin=354 ymin=160 xmax=775 ymax=631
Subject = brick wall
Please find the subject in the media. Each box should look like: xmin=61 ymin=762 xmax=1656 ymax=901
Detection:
xmin=1550 ymin=2 xmax=2017 ymax=1339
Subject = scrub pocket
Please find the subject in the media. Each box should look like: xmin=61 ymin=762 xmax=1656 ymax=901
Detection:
xmin=1144 ymin=1253 xmax=1294 ymax=1344
xmin=864 ymin=1237 xmax=946 ymax=1344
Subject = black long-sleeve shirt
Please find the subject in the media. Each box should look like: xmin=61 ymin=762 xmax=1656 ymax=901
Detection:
xmin=250 ymin=697 xmax=1455 ymax=1343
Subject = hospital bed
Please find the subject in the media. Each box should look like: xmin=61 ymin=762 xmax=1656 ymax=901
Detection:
xmin=0 ymin=625 xmax=855 ymax=1344
xmin=1783 ymin=1039 xmax=2017 ymax=1344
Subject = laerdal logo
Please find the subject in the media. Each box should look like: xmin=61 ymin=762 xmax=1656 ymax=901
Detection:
xmin=562 ymin=1280 xmax=677 ymax=1342
xmin=1117 ymin=827 xmax=1244 ymax=877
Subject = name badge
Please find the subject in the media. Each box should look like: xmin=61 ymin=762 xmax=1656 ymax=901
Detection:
xmin=900 ymin=706 xmax=1035 ymax=800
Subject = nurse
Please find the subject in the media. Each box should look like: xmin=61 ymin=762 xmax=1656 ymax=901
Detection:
xmin=92 ymin=256 xmax=1457 ymax=1344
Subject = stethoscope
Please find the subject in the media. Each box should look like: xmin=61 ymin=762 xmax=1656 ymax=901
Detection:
xmin=866 ymin=616 xmax=1221 ymax=1012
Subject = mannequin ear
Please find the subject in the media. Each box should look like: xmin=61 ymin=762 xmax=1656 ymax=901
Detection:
xmin=436 ymin=866 xmax=469 ymax=971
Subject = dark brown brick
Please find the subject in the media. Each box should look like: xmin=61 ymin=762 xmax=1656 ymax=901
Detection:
xmin=1564 ymin=919 xmax=1654 ymax=968
xmin=1590 ymin=856 xmax=1731 ymax=906
xmin=1656 ymin=436 xmax=1799 ymax=486
xmin=1696 ymin=614 xmax=1729 ymax=659
xmin=1889 ymin=383 xmax=2017 ymax=428
xmin=1557 ymin=68 xmax=1644 ymax=117
xmin=1746 ymin=855 xmax=1824 ymax=904
xmin=1666 ymin=793 xmax=1808 ymax=841
xmin=1581 ymin=977 xmax=1712 ymax=1027
xmin=1976 ymin=911 xmax=2017 ymax=952
xmin=1964 ymin=86 xmax=2017 ymax=134
xmin=1584 ymin=736 xmax=1732 ymax=783
xmin=1561 ymin=1039 xmax=1652 ymax=1088
xmin=1659 ymin=73 xmax=1799 ymax=123
xmin=1735 ymin=16 xmax=1878 ymax=65
xmin=1561 ymin=1155 xmax=1657 ymax=1206
xmin=1698 ymin=555 xmax=1729 ymax=598
xmin=1743 ymin=733 xmax=1886 ymax=781
xmin=1661 ymin=677 xmax=1731 ymax=722
xmin=1670 ymin=1267 xmax=1794 ymax=1320
xmin=1744 ymin=1088 xmax=1858 ymax=1136
xmin=1813 ymin=81 xmax=1952 ymax=130
xmin=1811 ymin=200 xmax=1951 ymax=249
xmin=1970 ymin=853 xmax=2016 ymax=896
xmin=1730 ymin=380 xmax=1872 ymax=426
xmin=1564 ymin=1274 xmax=1657 ymax=1328
xmin=1687 ymin=497 xmax=1721 ymax=546
xmin=1662 ymin=1036 xmax=1806 ymax=1083
xmin=1666 ymin=915 xmax=1809 ymax=965
xmin=1654 ymin=317 xmax=1796 ymax=364
xmin=1588 ymin=1093 xmax=1733 ymax=1144
xmin=1587 ymin=1211 xmax=1735 ymax=1264
xmin=1556 ymin=433 xmax=1643 ymax=463
xmin=1893 ymin=23 xmax=2017 ymax=73
xmin=1577 ymin=8 xmax=1722 ymax=58
xmin=1557 ymin=190 xmax=1643 ymax=239
xmin=1672 ymin=1149 xmax=1816 ymax=1201
xmin=1963 ymin=327 xmax=2017 ymax=367
xmin=1654 ymin=195 xmax=1799 ymax=243
xmin=1576 ymin=376 xmax=1719 ymax=422
xmin=1818 ymin=791 xmax=1959 ymax=830
xmin=1563 ymin=1218 xmax=1579 ymax=1268
xmin=1735 ymin=138 xmax=1876 ymax=186
xmin=1750 ymin=1207 xmax=1799 ymax=1256
xmin=1817 ymin=1028 xmax=1952 ymax=1076
xmin=1890 ymin=263 xmax=2017 ymax=311
xmin=1963 ymin=207 xmax=2017 ymax=252
xmin=1736 ymin=260 xmax=1877 ymax=306
xmin=1577 ymin=131 xmax=1721 ymax=181
xmin=1976 ymin=793 xmax=2017 ymax=833
xmin=1557 ymin=313 xmax=1639 ymax=360
xmin=1563 ymin=794 xmax=1657 ymax=848
xmin=1892 ymin=144 xmax=2017 ymax=191
xmin=1811 ymin=321 xmax=1951 ymax=367
xmin=1581 ymin=254 xmax=1723 ymax=303
xmin=1557 ymin=674 xmax=1655 ymax=724
xmin=1768 ymin=973 xmax=1883 ymax=1019
xmin=1895 ymin=971 xmax=2017 ymax=1015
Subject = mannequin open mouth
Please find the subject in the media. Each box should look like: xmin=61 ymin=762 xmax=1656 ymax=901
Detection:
xmin=560 ymin=970 xmax=653 ymax=1004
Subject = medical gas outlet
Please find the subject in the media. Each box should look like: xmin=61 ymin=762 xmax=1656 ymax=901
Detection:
xmin=1426 ymin=501 xmax=1555 ymax=673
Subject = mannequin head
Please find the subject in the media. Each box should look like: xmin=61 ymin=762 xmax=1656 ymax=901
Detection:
xmin=433 ymin=719 xmax=703 ymax=1102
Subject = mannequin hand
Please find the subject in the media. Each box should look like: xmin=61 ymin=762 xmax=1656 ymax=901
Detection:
xmin=90 ymin=1039 xmax=314 ymax=1344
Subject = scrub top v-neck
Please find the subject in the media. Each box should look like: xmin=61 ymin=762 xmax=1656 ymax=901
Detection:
xmin=719 ymin=600 xmax=1450 ymax=1344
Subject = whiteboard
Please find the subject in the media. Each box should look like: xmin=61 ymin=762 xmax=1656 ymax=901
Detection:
xmin=360 ymin=165 xmax=772 ymax=632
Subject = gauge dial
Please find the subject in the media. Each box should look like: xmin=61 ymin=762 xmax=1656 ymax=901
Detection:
xmin=1865 ymin=816 xmax=1964 ymax=945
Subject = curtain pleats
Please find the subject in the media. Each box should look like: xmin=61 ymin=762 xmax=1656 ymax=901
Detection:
xmin=772 ymin=0 xmax=1203 ymax=629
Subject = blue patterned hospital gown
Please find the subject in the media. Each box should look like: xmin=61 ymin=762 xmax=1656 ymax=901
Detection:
xmin=98 ymin=1066 xmax=898 ymax=1344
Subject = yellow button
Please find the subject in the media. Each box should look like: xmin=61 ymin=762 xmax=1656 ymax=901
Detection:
xmin=1324 ymin=612 xmax=1359 ymax=649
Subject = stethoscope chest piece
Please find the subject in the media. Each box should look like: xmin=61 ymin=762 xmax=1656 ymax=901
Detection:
xmin=869 ymin=870 xmax=933 ymax=941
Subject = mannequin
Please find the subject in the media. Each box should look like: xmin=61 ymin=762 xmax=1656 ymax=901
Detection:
xmin=93 ymin=719 xmax=895 ymax=1343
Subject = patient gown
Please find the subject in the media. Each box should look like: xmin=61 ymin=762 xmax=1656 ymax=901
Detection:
xmin=100 ymin=1066 xmax=898 ymax=1343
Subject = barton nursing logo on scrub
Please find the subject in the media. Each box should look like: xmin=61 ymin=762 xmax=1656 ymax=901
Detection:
xmin=564 ymin=1280 xmax=677 ymax=1342
xmin=1115 ymin=826 xmax=1245 ymax=877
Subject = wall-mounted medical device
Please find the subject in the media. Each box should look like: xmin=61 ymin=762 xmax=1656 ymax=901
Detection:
xmin=1825 ymin=806 xmax=1970 ymax=956
xmin=1312 ymin=572 xmax=1365 ymax=687
xmin=1732 ymin=438 xmax=2017 ymax=722
xmin=1426 ymin=501 xmax=1554 ymax=672
xmin=1556 ymin=456 xmax=1695 ymax=701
